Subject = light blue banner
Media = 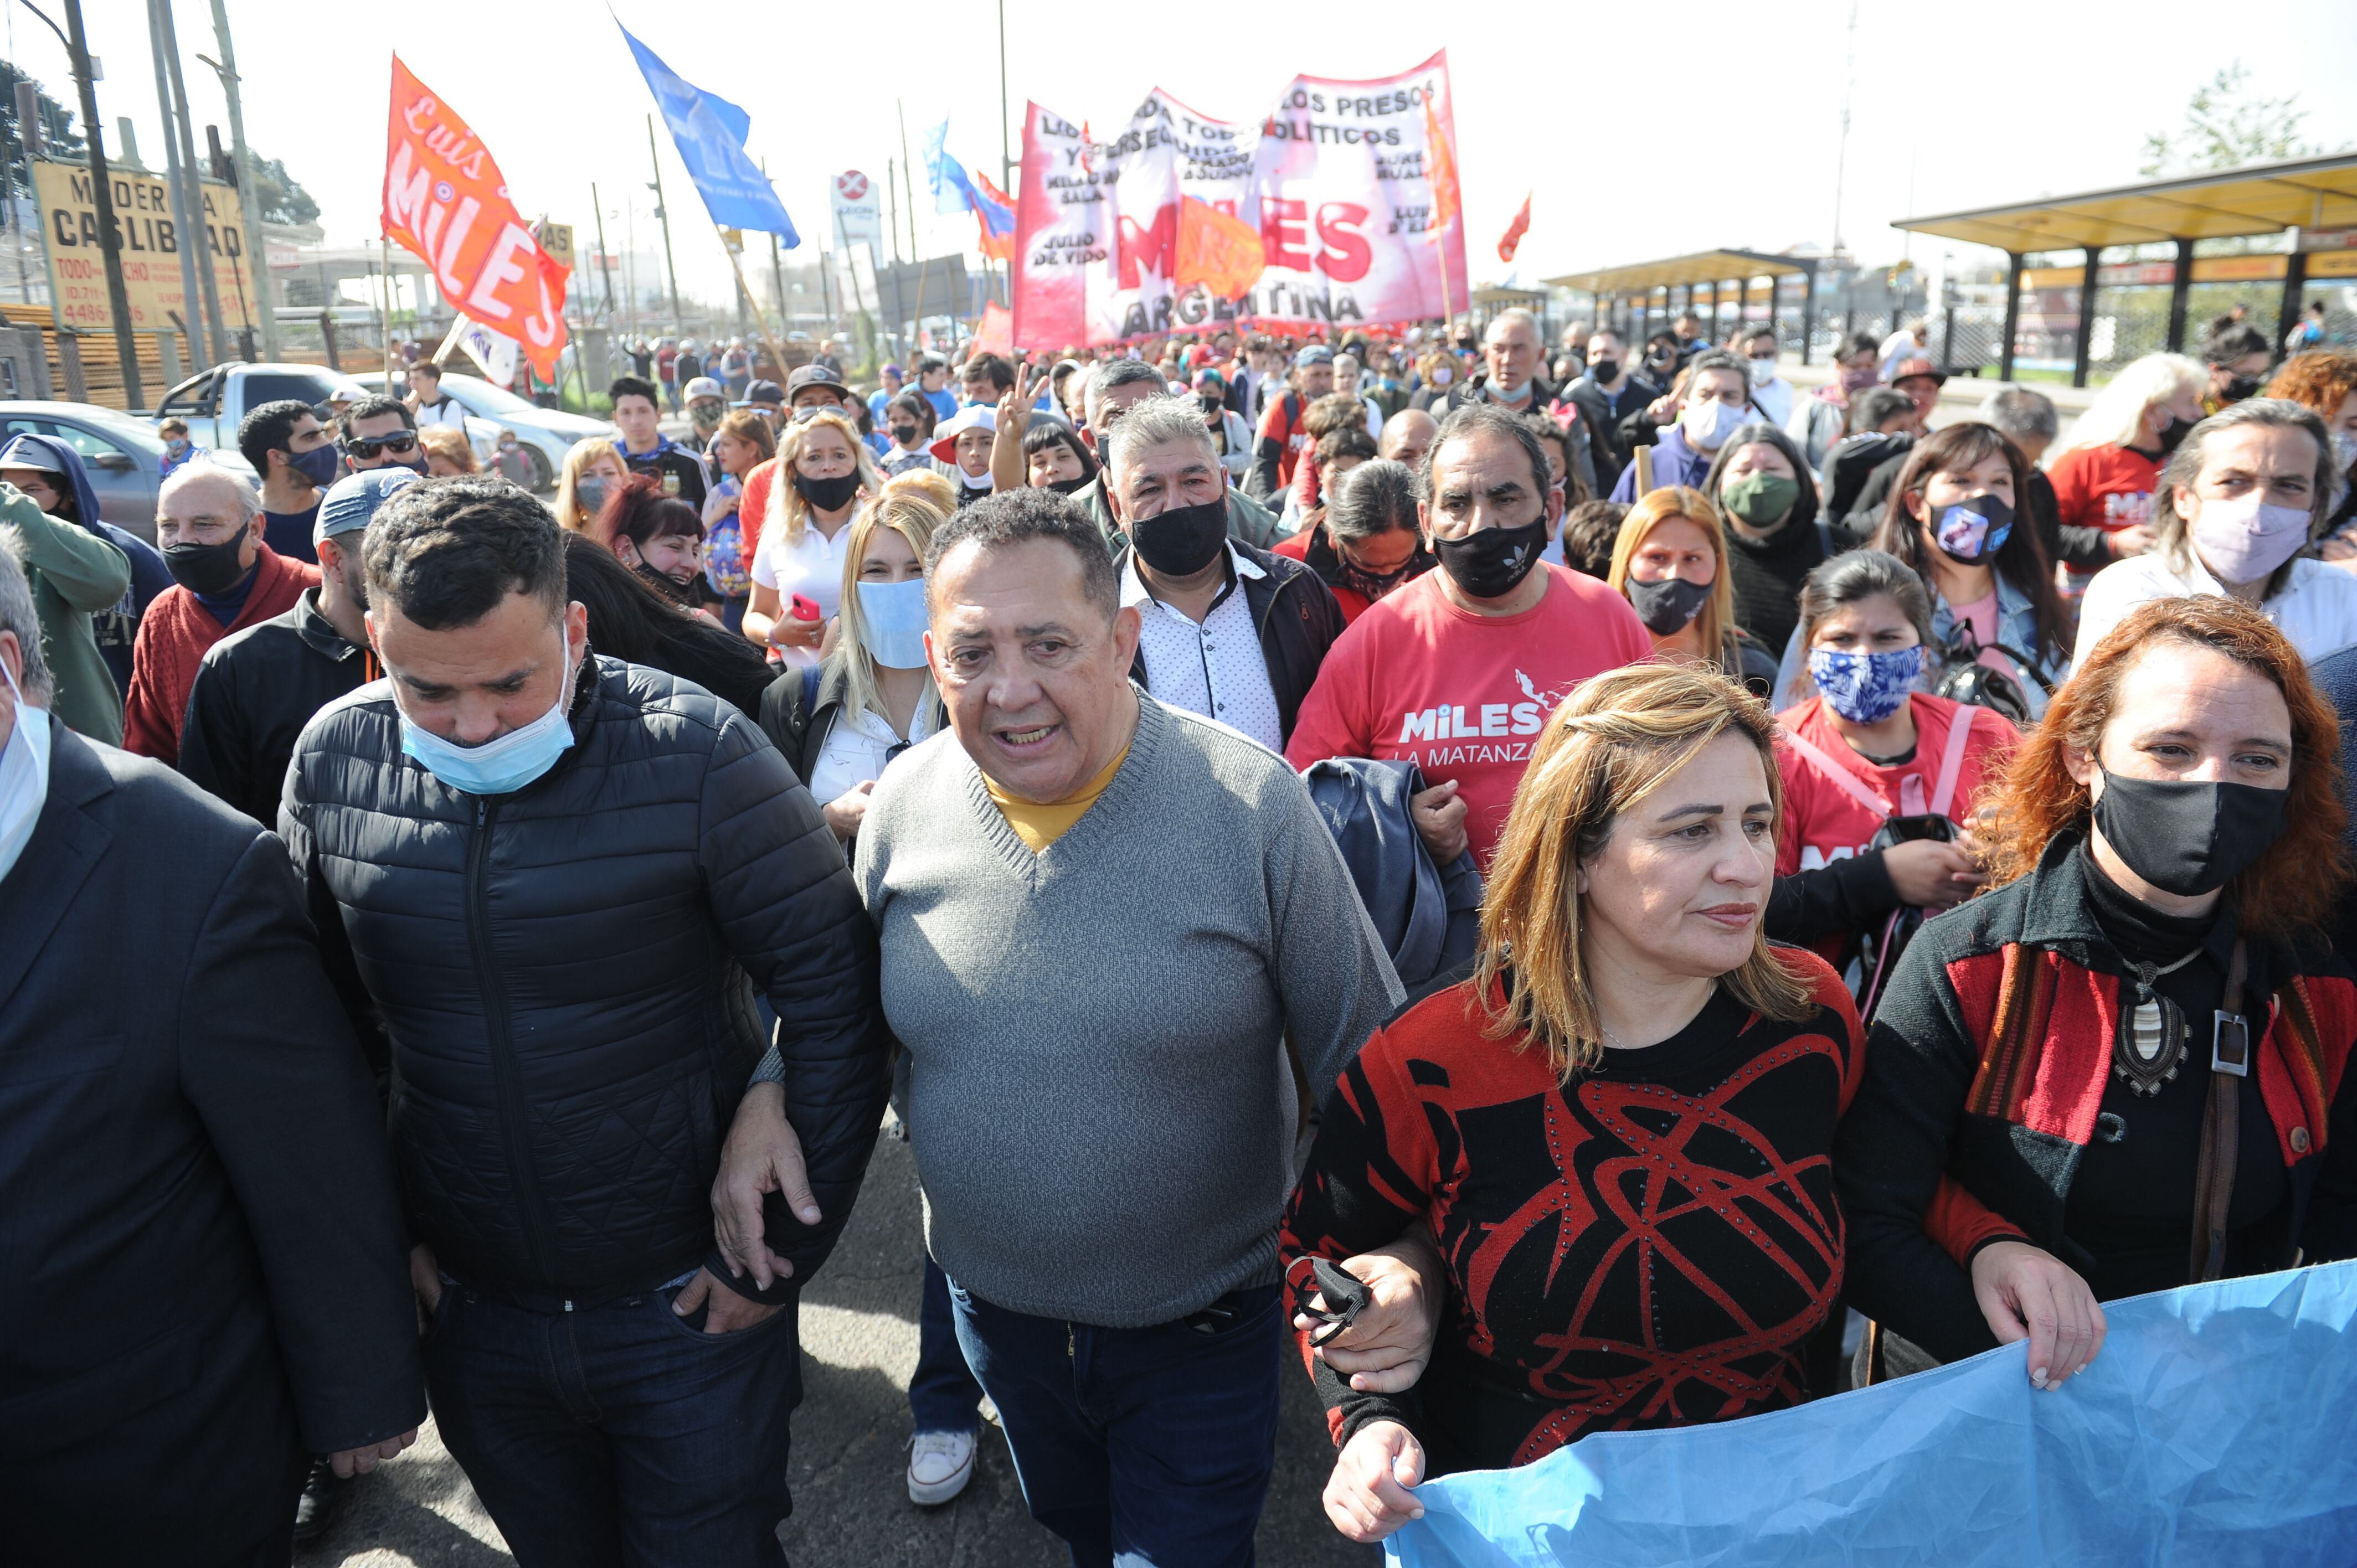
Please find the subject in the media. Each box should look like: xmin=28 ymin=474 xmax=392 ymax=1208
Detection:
xmin=617 ymin=24 xmax=799 ymax=243
xmin=1391 ymin=1261 xmax=2357 ymax=1567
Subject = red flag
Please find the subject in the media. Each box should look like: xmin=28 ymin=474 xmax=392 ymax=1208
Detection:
xmin=381 ymin=57 xmax=567 ymax=378
xmin=1422 ymin=97 xmax=1460 ymax=238
xmin=973 ymin=169 xmax=1017 ymax=260
xmin=1497 ymin=193 xmax=1532 ymax=263
xmin=975 ymin=301 xmax=1013 ymax=354
xmin=1174 ymin=197 xmax=1267 ymax=300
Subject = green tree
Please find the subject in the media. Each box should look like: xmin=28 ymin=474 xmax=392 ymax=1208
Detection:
xmin=0 ymin=60 xmax=84 ymax=198
xmin=248 ymin=153 xmax=318 ymax=226
xmin=2139 ymin=62 xmax=2317 ymax=176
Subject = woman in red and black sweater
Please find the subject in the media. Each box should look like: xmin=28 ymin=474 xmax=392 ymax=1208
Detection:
xmin=1838 ymin=595 xmax=2357 ymax=1387
xmin=1283 ymin=663 xmax=1865 ymax=1544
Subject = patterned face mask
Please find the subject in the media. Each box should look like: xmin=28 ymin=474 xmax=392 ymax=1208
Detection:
xmin=1808 ymin=645 xmax=1923 ymax=725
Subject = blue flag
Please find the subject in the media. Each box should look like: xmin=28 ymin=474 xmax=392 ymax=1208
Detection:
xmin=617 ymin=24 xmax=799 ymax=243
xmin=1388 ymin=1262 xmax=2357 ymax=1567
xmin=924 ymin=118 xmax=979 ymax=218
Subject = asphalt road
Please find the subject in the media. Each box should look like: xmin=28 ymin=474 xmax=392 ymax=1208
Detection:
xmin=295 ymin=1122 xmax=1379 ymax=1567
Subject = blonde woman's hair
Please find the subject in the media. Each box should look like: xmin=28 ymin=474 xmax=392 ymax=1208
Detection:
xmin=2056 ymin=352 xmax=2205 ymax=455
xmin=1605 ymin=486 xmax=1736 ymax=666
xmin=764 ymin=409 xmax=886 ymax=553
xmin=416 ymin=425 xmax=477 ymax=473
xmin=555 ymin=437 xmax=621 ymax=532
xmin=836 ymin=471 xmax=950 ymax=727
xmin=1474 ymin=663 xmax=1814 ymax=1082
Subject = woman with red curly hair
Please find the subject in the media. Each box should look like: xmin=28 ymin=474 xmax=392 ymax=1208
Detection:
xmin=1837 ymin=595 xmax=2357 ymax=1389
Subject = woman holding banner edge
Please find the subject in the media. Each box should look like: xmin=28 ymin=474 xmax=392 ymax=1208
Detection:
xmin=1283 ymin=664 xmax=1865 ymax=1542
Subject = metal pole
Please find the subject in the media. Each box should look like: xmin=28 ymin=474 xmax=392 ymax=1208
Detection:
xmin=2165 ymin=237 xmax=2194 ymax=352
xmin=153 ymin=0 xmax=228 ymax=364
xmin=30 ymin=0 xmax=141 ymax=406
xmin=3 ymin=86 xmax=28 ymax=303
xmin=997 ymin=0 xmax=1014 ymax=195
xmin=203 ymin=0 xmax=277 ymax=358
xmin=2277 ymin=250 xmax=2309 ymax=352
xmin=2071 ymin=246 xmax=2097 ymax=389
xmin=897 ymin=100 xmax=919 ymax=265
xmin=761 ymin=158 xmax=786 ymax=347
xmin=379 ymin=233 xmax=393 ymax=381
xmin=716 ymin=224 xmax=789 ymax=391
xmin=590 ymin=183 xmax=617 ymax=318
xmin=886 ymin=158 xmax=903 ymax=267
xmin=1999 ymin=252 xmax=2024 ymax=384
xmin=647 ymin=116 xmax=684 ymax=336
xmin=147 ymin=0 xmax=208 ymax=373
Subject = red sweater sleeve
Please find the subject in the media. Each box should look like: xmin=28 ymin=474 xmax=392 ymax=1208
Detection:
xmin=121 ymin=611 xmax=176 ymax=763
xmin=738 ymin=460 xmax=777 ymax=576
xmin=1283 ymin=623 xmax=1373 ymax=769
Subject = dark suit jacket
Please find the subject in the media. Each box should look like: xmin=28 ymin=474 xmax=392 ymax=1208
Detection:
xmin=0 ymin=719 xmax=424 ymax=1564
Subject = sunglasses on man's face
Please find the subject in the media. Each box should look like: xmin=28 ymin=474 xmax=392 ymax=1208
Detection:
xmin=344 ymin=432 xmax=419 ymax=459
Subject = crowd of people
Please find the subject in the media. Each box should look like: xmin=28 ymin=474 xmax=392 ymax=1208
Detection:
xmin=4 ymin=300 xmax=2356 ymax=1568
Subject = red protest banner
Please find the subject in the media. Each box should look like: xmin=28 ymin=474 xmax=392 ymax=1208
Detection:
xmin=381 ymin=56 xmax=568 ymax=378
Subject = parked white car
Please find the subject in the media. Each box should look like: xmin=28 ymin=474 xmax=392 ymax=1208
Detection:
xmin=350 ymin=370 xmax=617 ymax=493
xmin=152 ymin=363 xmax=507 ymax=473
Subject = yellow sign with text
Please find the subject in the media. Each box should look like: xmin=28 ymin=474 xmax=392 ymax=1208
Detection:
xmin=32 ymin=159 xmax=258 ymax=334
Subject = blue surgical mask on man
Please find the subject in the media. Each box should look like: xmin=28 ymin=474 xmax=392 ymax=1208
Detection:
xmin=856 ymin=578 xmax=931 ymax=669
xmin=396 ymin=636 xmax=580 ymax=796
xmin=0 ymin=654 xmax=51 ymax=884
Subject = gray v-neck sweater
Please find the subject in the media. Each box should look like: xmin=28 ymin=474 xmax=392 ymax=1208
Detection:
xmin=855 ymin=693 xmax=1404 ymax=1327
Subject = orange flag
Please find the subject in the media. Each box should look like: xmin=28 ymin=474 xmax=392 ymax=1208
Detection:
xmin=1422 ymin=97 xmax=1461 ymax=239
xmin=975 ymin=301 xmax=1013 ymax=355
xmin=382 ymin=58 xmax=568 ymax=378
xmin=1498 ymin=192 xmax=1532 ymax=262
xmin=972 ymin=169 xmax=1017 ymax=261
xmin=1174 ymin=197 xmax=1266 ymax=300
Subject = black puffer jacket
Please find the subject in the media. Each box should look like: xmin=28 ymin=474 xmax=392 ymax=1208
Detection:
xmin=282 ymin=654 xmax=886 ymax=1309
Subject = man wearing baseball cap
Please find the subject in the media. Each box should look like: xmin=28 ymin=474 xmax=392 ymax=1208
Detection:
xmin=178 ymin=467 xmax=415 ymax=827
xmin=682 ymin=376 xmax=730 ymax=453
xmin=930 ymin=404 xmax=998 ymax=504
xmin=1888 ymin=355 xmax=1947 ymax=430
xmin=786 ymin=363 xmax=859 ymax=419
xmin=1248 ymin=343 xmax=1336 ymax=501
xmin=734 ymin=379 xmax=786 ymax=431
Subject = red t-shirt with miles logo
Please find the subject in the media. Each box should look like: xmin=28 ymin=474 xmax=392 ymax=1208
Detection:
xmin=1285 ymin=564 xmax=1652 ymax=865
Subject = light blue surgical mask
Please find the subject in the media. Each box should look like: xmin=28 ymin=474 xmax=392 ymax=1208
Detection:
xmin=397 ymin=641 xmax=580 ymax=796
xmin=856 ymin=577 xmax=931 ymax=670
xmin=0 ymin=655 xmax=50 ymax=885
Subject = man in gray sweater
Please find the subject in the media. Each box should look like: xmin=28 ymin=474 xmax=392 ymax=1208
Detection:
xmin=726 ymin=486 xmax=1402 ymax=1564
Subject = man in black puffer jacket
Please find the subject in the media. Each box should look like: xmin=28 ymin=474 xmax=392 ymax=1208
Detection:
xmin=281 ymin=476 xmax=886 ymax=1567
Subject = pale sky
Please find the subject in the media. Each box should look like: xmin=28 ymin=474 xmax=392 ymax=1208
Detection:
xmin=50 ymin=0 xmax=2357 ymax=310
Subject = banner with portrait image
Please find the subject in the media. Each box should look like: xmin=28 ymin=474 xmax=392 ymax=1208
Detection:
xmin=1008 ymin=50 xmax=1468 ymax=348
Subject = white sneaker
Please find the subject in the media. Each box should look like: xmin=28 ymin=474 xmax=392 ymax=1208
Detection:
xmin=907 ymin=1428 xmax=977 ymax=1505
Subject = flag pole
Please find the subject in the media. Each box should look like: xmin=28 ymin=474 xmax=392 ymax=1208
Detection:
xmin=716 ymin=224 xmax=790 ymax=389
xmin=1434 ymin=221 xmax=1455 ymax=339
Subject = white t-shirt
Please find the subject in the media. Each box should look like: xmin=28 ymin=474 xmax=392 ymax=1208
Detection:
xmin=1878 ymin=331 xmax=1924 ymax=381
xmin=749 ymin=509 xmax=857 ymax=621
xmin=414 ymin=396 xmax=468 ymax=431
xmin=2074 ymin=550 xmax=2357 ymax=667
xmin=807 ymin=692 xmax=939 ymax=808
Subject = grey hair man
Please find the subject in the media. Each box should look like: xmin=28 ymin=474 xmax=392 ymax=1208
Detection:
xmin=720 ymin=487 xmax=1407 ymax=1566
xmin=0 ymin=525 xmax=428 ymax=1562
xmin=1067 ymin=362 xmax=1285 ymax=550
xmin=1100 ymin=393 xmax=1344 ymax=750
xmin=2075 ymin=396 xmax=2357 ymax=664
xmin=126 ymin=465 xmax=319 ymax=767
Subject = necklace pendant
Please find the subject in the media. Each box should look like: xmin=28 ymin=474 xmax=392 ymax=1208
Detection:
xmin=2112 ymin=987 xmax=2186 ymax=1098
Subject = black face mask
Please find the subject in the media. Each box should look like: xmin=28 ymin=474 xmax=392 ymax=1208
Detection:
xmin=2219 ymin=374 xmax=2263 ymax=404
xmin=1626 ymin=575 xmax=1712 ymax=636
xmin=1128 ymin=496 xmax=1229 ymax=577
xmin=635 ymin=561 xmax=693 ymax=606
xmin=1046 ymin=475 xmax=1093 ymax=497
xmin=2092 ymin=769 xmax=2289 ymax=897
xmin=889 ymin=423 xmax=920 ymax=446
xmin=1433 ymin=517 xmax=1550 ymax=600
xmin=793 ymin=470 xmax=861 ymax=512
xmin=2154 ymin=413 xmax=2194 ymax=457
xmin=1589 ymin=358 xmax=1619 ymax=386
xmin=163 ymin=536 xmax=254 ymax=597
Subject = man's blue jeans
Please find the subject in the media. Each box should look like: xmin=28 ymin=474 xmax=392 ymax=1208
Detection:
xmin=422 ymin=1275 xmax=800 ymax=1568
xmin=911 ymin=1254 xmax=986 ymax=1433
xmin=948 ymin=1276 xmax=1282 ymax=1568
